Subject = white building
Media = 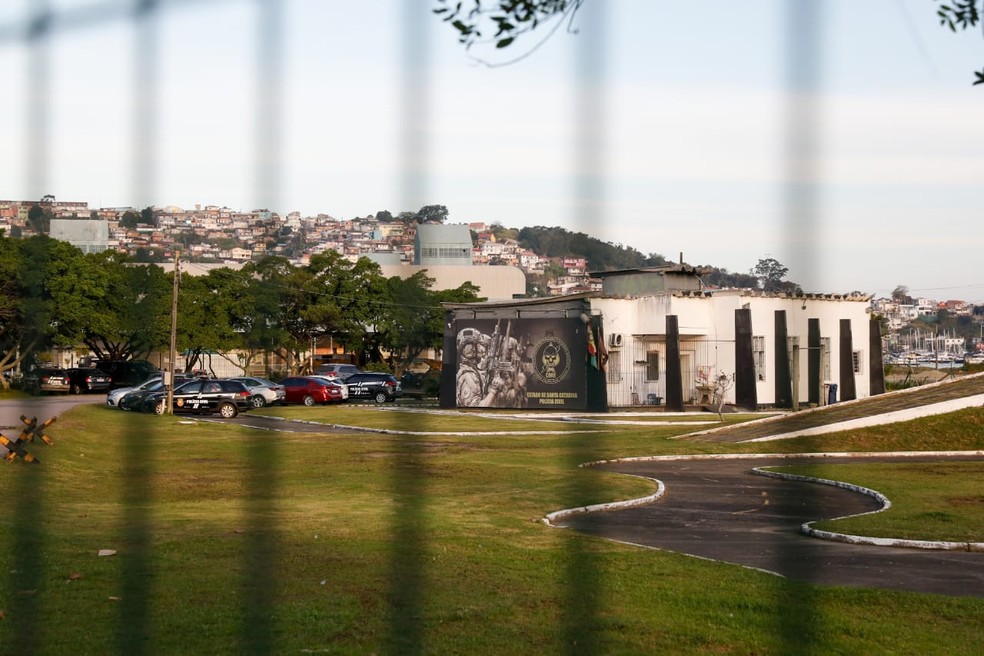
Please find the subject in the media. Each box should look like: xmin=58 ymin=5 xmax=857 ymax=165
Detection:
xmin=49 ymin=218 xmax=110 ymax=253
xmin=440 ymin=265 xmax=878 ymax=411
xmin=594 ymin=289 xmax=872 ymax=407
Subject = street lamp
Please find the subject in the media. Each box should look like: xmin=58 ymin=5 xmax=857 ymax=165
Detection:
xmin=166 ymin=253 xmax=180 ymax=413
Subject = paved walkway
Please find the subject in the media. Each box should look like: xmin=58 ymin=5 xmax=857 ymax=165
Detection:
xmin=551 ymin=454 xmax=984 ymax=597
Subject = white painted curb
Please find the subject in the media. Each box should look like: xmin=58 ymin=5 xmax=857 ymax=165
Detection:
xmin=545 ymin=451 xmax=984 ymax=552
xmin=753 ymin=467 xmax=984 ymax=552
xmin=542 ymin=475 xmax=665 ymax=527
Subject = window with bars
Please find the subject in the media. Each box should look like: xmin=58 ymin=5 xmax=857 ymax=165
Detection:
xmin=852 ymin=350 xmax=864 ymax=375
xmin=752 ymin=335 xmax=766 ymax=381
xmin=606 ymin=350 xmax=622 ymax=383
xmin=821 ymin=337 xmax=831 ymax=380
xmin=645 ymin=350 xmax=659 ymax=381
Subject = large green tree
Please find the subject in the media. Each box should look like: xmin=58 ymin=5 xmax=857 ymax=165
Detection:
xmin=751 ymin=257 xmax=801 ymax=294
xmin=80 ymin=253 xmax=172 ymax=362
xmin=414 ymin=204 xmax=449 ymax=224
xmin=0 ymin=237 xmax=108 ymax=385
xmin=246 ymin=253 xmax=388 ymax=373
xmin=375 ymin=273 xmax=481 ymax=374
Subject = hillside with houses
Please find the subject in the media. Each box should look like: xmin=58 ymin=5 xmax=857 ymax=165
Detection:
xmin=3 ymin=197 xmax=983 ymax=359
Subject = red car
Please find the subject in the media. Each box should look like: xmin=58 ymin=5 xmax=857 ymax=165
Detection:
xmin=281 ymin=376 xmax=347 ymax=406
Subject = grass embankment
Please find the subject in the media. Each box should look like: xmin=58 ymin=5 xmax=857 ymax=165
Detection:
xmin=0 ymin=404 xmax=980 ymax=654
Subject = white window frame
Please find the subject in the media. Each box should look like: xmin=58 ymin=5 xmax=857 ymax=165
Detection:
xmin=607 ymin=351 xmax=622 ymax=383
xmin=752 ymin=335 xmax=766 ymax=381
xmin=821 ymin=337 xmax=831 ymax=381
xmin=645 ymin=350 xmax=659 ymax=381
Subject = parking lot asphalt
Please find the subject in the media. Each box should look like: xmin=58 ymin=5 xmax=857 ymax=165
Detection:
xmin=553 ymin=455 xmax=984 ymax=598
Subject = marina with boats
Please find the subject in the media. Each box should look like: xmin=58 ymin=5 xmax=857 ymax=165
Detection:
xmin=884 ymin=327 xmax=983 ymax=368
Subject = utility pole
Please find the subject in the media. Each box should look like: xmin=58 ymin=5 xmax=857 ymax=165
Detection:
xmin=167 ymin=252 xmax=180 ymax=414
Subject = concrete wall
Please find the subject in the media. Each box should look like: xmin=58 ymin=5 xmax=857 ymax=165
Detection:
xmin=592 ymin=291 xmax=871 ymax=407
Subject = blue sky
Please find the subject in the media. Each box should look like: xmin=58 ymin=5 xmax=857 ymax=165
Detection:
xmin=1 ymin=0 xmax=982 ymax=301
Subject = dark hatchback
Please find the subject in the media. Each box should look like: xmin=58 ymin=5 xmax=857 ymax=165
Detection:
xmin=140 ymin=379 xmax=252 ymax=418
xmin=65 ymin=367 xmax=113 ymax=394
xmin=345 ymin=373 xmax=402 ymax=403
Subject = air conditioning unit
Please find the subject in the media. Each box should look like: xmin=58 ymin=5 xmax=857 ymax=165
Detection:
xmin=608 ymin=333 xmax=623 ymax=348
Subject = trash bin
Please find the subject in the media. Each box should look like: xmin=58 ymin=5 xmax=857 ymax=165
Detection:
xmin=827 ymin=383 xmax=838 ymax=405
xmin=647 ymin=393 xmax=662 ymax=406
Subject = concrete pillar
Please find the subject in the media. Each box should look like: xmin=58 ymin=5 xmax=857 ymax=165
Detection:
xmin=735 ymin=308 xmax=757 ymax=411
xmin=665 ymin=315 xmax=684 ymax=411
xmin=839 ymin=319 xmax=857 ymax=402
xmin=869 ymin=317 xmax=886 ymax=396
xmin=808 ymin=318 xmax=820 ymax=405
xmin=774 ymin=310 xmax=792 ymax=408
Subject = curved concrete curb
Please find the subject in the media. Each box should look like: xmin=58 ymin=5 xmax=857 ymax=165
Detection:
xmin=549 ymin=451 xmax=984 ymax=551
xmin=542 ymin=475 xmax=665 ymax=527
xmin=752 ymin=467 xmax=984 ymax=552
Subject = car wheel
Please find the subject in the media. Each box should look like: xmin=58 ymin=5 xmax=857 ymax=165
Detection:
xmin=70 ymin=383 xmax=83 ymax=395
xmin=154 ymin=400 xmax=167 ymax=415
xmin=251 ymin=395 xmax=266 ymax=408
xmin=218 ymin=402 xmax=238 ymax=418
xmin=303 ymin=395 xmax=316 ymax=407
xmin=374 ymin=391 xmax=388 ymax=404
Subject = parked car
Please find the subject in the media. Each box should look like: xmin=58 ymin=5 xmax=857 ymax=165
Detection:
xmin=345 ymin=372 xmax=402 ymax=403
xmin=314 ymin=363 xmax=361 ymax=381
xmin=23 ymin=367 xmax=71 ymax=395
xmin=230 ymin=376 xmax=286 ymax=408
xmin=65 ymin=367 xmax=113 ymax=394
xmin=281 ymin=376 xmax=346 ymax=406
xmin=118 ymin=380 xmax=168 ymax=411
xmin=107 ymin=377 xmax=166 ymax=408
xmin=95 ymin=360 xmax=160 ymax=388
xmin=140 ymin=379 xmax=252 ymax=417
xmin=307 ymin=376 xmax=349 ymax=401
xmin=118 ymin=374 xmax=204 ymax=410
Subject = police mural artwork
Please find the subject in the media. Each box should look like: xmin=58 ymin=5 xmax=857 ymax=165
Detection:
xmin=453 ymin=318 xmax=586 ymax=410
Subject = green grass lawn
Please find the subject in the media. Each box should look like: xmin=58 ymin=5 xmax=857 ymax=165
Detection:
xmin=0 ymin=404 xmax=980 ymax=654
xmin=769 ymin=461 xmax=984 ymax=542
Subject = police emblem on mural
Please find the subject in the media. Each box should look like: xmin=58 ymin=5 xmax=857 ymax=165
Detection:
xmin=531 ymin=335 xmax=571 ymax=385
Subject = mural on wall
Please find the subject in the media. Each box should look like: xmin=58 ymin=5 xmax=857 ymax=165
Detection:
xmin=453 ymin=318 xmax=586 ymax=410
